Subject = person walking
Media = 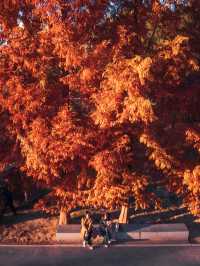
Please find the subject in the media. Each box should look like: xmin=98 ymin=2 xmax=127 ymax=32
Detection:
xmin=81 ymin=211 xmax=94 ymax=250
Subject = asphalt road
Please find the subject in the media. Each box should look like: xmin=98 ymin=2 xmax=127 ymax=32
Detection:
xmin=0 ymin=246 xmax=200 ymax=266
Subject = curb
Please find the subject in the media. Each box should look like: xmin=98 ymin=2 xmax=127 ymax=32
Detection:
xmin=0 ymin=243 xmax=200 ymax=248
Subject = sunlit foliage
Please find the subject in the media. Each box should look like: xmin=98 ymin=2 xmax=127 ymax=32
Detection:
xmin=0 ymin=0 xmax=200 ymax=214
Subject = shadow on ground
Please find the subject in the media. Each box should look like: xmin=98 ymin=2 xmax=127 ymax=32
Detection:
xmin=128 ymin=207 xmax=199 ymax=243
xmin=1 ymin=205 xmax=200 ymax=243
xmin=0 ymin=210 xmax=55 ymax=227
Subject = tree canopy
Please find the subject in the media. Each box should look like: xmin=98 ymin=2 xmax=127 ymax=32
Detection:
xmin=0 ymin=0 xmax=200 ymax=214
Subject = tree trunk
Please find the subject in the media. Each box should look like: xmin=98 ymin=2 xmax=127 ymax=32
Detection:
xmin=59 ymin=207 xmax=67 ymax=225
xmin=59 ymin=207 xmax=71 ymax=225
xmin=118 ymin=204 xmax=129 ymax=224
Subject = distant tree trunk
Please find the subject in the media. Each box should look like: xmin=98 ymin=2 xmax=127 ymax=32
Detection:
xmin=59 ymin=207 xmax=67 ymax=225
xmin=118 ymin=204 xmax=129 ymax=224
xmin=59 ymin=207 xmax=71 ymax=225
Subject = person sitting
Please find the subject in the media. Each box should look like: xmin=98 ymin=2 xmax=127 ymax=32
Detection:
xmin=81 ymin=211 xmax=94 ymax=250
xmin=100 ymin=212 xmax=112 ymax=248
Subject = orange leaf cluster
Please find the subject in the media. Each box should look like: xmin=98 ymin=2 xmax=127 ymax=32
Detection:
xmin=0 ymin=0 xmax=200 ymax=214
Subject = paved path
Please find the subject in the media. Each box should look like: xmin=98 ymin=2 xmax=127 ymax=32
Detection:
xmin=0 ymin=246 xmax=200 ymax=266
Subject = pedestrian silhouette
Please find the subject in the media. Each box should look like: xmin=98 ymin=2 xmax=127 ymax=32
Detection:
xmin=0 ymin=184 xmax=17 ymax=216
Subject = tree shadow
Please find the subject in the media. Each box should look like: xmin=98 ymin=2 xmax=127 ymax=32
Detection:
xmin=2 ymin=205 xmax=198 ymax=242
xmin=0 ymin=210 xmax=55 ymax=228
xmin=129 ymin=206 xmax=200 ymax=242
xmin=128 ymin=206 xmax=190 ymax=224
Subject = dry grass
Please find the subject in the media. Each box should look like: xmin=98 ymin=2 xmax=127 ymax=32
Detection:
xmin=0 ymin=210 xmax=57 ymax=244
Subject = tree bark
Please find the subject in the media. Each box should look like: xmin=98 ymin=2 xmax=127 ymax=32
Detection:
xmin=59 ymin=207 xmax=71 ymax=225
xmin=118 ymin=204 xmax=129 ymax=224
xmin=59 ymin=207 xmax=67 ymax=225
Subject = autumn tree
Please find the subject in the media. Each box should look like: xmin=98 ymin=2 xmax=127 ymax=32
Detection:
xmin=0 ymin=0 xmax=200 ymax=217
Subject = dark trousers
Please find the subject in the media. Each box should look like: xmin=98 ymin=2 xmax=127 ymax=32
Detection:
xmin=84 ymin=230 xmax=93 ymax=245
xmin=101 ymin=227 xmax=111 ymax=244
xmin=1 ymin=200 xmax=17 ymax=216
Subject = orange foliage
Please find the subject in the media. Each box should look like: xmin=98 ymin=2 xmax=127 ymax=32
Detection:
xmin=0 ymin=0 xmax=200 ymax=214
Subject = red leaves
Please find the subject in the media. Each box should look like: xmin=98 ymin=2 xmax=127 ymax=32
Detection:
xmin=0 ymin=0 xmax=200 ymax=214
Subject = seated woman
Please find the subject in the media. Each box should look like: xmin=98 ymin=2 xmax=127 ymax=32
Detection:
xmin=100 ymin=212 xmax=112 ymax=248
xmin=81 ymin=211 xmax=94 ymax=250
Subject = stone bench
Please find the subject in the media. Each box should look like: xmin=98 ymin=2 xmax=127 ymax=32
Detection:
xmin=116 ymin=223 xmax=189 ymax=242
xmin=56 ymin=223 xmax=189 ymax=243
xmin=56 ymin=225 xmax=82 ymax=242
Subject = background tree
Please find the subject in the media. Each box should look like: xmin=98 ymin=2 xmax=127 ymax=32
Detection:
xmin=0 ymin=0 xmax=200 ymax=217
